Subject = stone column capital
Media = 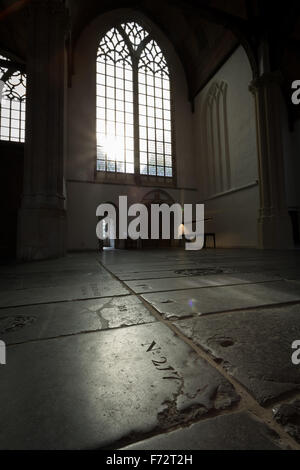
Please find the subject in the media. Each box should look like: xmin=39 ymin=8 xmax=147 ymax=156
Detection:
xmin=249 ymin=71 xmax=283 ymax=94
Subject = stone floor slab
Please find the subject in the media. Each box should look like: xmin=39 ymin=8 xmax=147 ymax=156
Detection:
xmin=0 ymin=295 xmax=156 ymax=344
xmin=174 ymin=304 xmax=300 ymax=404
xmin=0 ymin=277 xmax=129 ymax=308
xmin=115 ymin=267 xmax=300 ymax=281
xmin=1 ymin=249 xmax=300 ymax=450
xmin=125 ymin=272 xmax=281 ymax=294
xmin=115 ymin=269 xmax=223 ymax=281
xmin=142 ymin=280 xmax=300 ymax=320
xmin=0 ymin=268 xmax=112 ymax=292
xmin=0 ymin=322 xmax=238 ymax=449
xmin=106 ymin=263 xmax=203 ymax=275
xmin=273 ymin=398 xmax=300 ymax=444
xmin=0 ymin=253 xmax=102 ymax=274
xmin=122 ymin=412 xmax=280 ymax=450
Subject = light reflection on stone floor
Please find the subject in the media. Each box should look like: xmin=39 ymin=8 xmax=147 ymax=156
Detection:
xmin=0 ymin=248 xmax=300 ymax=450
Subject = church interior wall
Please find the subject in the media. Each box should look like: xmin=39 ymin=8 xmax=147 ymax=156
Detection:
xmin=66 ymin=9 xmax=196 ymax=251
xmin=193 ymin=46 xmax=259 ymax=248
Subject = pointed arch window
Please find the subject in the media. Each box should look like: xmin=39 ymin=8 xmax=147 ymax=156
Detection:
xmin=0 ymin=54 xmax=26 ymax=143
xmin=96 ymin=22 xmax=173 ymax=179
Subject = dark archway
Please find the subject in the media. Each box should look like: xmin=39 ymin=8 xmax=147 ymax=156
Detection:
xmin=140 ymin=189 xmax=176 ymax=249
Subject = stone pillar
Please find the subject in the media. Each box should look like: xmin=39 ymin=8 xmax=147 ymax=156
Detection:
xmin=250 ymin=72 xmax=294 ymax=249
xmin=17 ymin=0 xmax=69 ymax=260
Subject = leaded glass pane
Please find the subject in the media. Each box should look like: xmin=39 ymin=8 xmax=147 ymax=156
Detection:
xmin=96 ymin=23 xmax=173 ymax=178
xmin=121 ymin=22 xmax=149 ymax=50
xmin=96 ymin=27 xmax=133 ymax=173
xmin=0 ymin=65 xmax=26 ymax=143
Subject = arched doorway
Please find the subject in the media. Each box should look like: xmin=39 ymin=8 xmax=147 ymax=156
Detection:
xmin=98 ymin=201 xmax=119 ymax=251
xmin=140 ymin=189 xmax=177 ymax=249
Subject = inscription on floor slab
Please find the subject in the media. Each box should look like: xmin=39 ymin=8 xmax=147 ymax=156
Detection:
xmin=0 ymin=322 xmax=239 ymax=449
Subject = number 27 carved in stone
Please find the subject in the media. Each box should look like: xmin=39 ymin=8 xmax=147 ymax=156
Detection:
xmin=142 ymin=340 xmax=181 ymax=381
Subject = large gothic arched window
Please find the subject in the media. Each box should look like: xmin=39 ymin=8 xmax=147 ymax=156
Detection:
xmin=96 ymin=22 xmax=173 ymax=179
xmin=0 ymin=54 xmax=26 ymax=143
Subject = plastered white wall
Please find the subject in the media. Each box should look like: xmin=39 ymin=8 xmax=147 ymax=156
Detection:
xmin=193 ymin=46 xmax=259 ymax=248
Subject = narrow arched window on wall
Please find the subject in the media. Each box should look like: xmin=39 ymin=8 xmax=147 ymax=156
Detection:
xmin=201 ymin=81 xmax=231 ymax=198
xmin=0 ymin=54 xmax=26 ymax=143
xmin=96 ymin=22 xmax=173 ymax=180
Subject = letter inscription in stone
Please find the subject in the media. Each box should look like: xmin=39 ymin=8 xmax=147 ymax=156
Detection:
xmin=81 ymin=286 xmax=88 ymax=296
xmin=142 ymin=340 xmax=161 ymax=352
xmin=142 ymin=340 xmax=182 ymax=381
xmin=91 ymin=284 xmax=100 ymax=297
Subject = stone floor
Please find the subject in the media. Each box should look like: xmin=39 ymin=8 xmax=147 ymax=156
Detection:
xmin=0 ymin=248 xmax=300 ymax=450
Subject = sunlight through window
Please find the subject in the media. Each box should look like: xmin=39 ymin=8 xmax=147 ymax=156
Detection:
xmin=96 ymin=22 xmax=173 ymax=178
xmin=0 ymin=55 xmax=26 ymax=143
